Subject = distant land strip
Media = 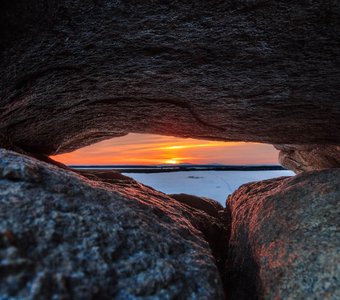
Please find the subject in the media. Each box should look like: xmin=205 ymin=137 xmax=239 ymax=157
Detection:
xmin=69 ymin=165 xmax=286 ymax=173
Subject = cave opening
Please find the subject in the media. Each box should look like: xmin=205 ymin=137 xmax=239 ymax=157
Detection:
xmin=51 ymin=133 xmax=294 ymax=205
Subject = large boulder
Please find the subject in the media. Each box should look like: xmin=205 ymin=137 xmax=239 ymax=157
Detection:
xmin=0 ymin=149 xmax=225 ymax=299
xmin=226 ymin=169 xmax=340 ymax=299
xmin=0 ymin=1 xmax=339 ymax=155
xmin=77 ymin=170 xmax=229 ymax=278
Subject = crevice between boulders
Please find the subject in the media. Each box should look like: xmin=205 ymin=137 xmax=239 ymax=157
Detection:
xmin=76 ymin=170 xmax=232 ymax=298
xmin=0 ymin=146 xmax=261 ymax=299
xmin=169 ymin=193 xmax=231 ymax=296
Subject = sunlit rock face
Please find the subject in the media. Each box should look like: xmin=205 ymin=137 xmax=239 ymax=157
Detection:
xmin=276 ymin=144 xmax=340 ymax=173
xmin=0 ymin=1 xmax=339 ymax=157
xmin=0 ymin=149 xmax=225 ymax=299
xmin=226 ymin=169 xmax=340 ymax=299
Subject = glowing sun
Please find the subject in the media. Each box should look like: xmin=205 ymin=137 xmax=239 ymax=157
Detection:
xmin=165 ymin=159 xmax=179 ymax=165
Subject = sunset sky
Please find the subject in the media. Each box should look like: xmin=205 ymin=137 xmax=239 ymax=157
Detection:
xmin=52 ymin=133 xmax=279 ymax=165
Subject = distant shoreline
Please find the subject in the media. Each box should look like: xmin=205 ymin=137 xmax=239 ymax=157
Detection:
xmin=69 ymin=164 xmax=286 ymax=173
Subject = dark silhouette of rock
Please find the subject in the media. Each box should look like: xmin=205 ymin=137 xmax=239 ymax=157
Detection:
xmin=226 ymin=169 xmax=340 ymax=299
xmin=276 ymin=144 xmax=340 ymax=173
xmin=0 ymin=149 xmax=225 ymax=299
xmin=0 ymin=1 xmax=339 ymax=156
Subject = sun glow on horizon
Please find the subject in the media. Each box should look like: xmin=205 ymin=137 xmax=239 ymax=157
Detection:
xmin=51 ymin=133 xmax=279 ymax=165
xmin=164 ymin=158 xmax=180 ymax=165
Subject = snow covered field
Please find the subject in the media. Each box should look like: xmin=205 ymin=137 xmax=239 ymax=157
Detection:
xmin=123 ymin=170 xmax=294 ymax=206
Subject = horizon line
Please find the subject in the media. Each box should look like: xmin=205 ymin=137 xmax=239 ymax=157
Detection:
xmin=68 ymin=163 xmax=282 ymax=167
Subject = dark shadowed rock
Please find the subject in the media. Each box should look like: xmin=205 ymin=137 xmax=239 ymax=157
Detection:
xmin=0 ymin=149 xmax=225 ymax=299
xmin=169 ymin=193 xmax=229 ymax=286
xmin=276 ymin=144 xmax=340 ymax=173
xmin=226 ymin=169 xmax=340 ymax=299
xmin=0 ymin=1 xmax=339 ymax=156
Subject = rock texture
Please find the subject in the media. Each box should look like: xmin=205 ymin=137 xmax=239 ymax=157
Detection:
xmin=226 ymin=169 xmax=340 ymax=299
xmin=0 ymin=1 xmax=339 ymax=155
xmin=0 ymin=149 xmax=225 ymax=299
xmin=276 ymin=144 xmax=340 ymax=173
xmin=169 ymin=194 xmax=224 ymax=219
xmin=169 ymin=193 xmax=229 ymax=283
xmin=77 ymin=170 xmax=230 ymax=276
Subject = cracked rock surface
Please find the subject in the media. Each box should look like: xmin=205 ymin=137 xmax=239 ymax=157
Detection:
xmin=0 ymin=149 xmax=226 ymax=299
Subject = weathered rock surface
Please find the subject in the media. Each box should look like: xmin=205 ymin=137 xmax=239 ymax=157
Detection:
xmin=0 ymin=1 xmax=339 ymax=155
xmin=276 ymin=144 xmax=340 ymax=173
xmin=169 ymin=193 xmax=229 ymax=282
xmin=226 ymin=169 xmax=340 ymax=299
xmin=0 ymin=149 xmax=225 ymax=299
xmin=77 ymin=170 xmax=230 ymax=272
xmin=169 ymin=194 xmax=224 ymax=219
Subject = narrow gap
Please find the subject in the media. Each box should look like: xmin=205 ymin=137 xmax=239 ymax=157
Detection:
xmin=51 ymin=133 xmax=294 ymax=207
xmin=50 ymin=133 xmax=295 ymax=298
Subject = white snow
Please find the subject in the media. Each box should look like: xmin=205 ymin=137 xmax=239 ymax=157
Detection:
xmin=123 ymin=170 xmax=294 ymax=206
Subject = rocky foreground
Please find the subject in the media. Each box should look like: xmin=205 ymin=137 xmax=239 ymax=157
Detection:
xmin=1 ymin=149 xmax=339 ymax=299
xmin=0 ymin=0 xmax=339 ymax=298
xmin=0 ymin=149 xmax=226 ymax=299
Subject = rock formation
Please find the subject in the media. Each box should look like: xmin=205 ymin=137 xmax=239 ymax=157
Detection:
xmin=276 ymin=144 xmax=340 ymax=173
xmin=0 ymin=149 xmax=226 ymax=299
xmin=0 ymin=1 xmax=339 ymax=169
xmin=0 ymin=1 xmax=340 ymax=298
xmin=226 ymin=169 xmax=340 ymax=299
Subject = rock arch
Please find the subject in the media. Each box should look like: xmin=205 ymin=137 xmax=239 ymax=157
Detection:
xmin=1 ymin=0 xmax=339 ymax=172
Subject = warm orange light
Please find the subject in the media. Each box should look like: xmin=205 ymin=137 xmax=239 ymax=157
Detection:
xmin=165 ymin=159 xmax=179 ymax=164
xmin=156 ymin=142 xmax=242 ymax=151
xmin=51 ymin=133 xmax=279 ymax=165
